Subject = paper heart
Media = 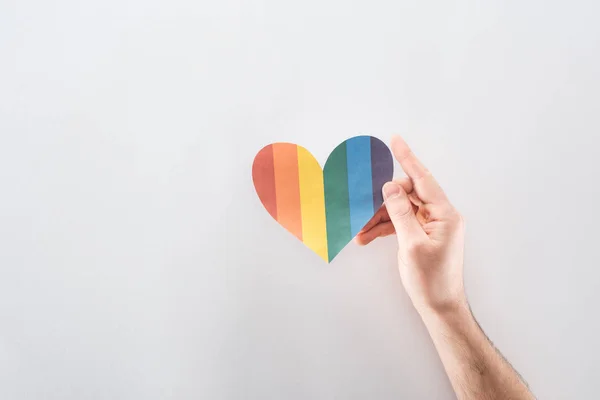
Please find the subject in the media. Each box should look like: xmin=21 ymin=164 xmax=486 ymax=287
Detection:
xmin=252 ymin=136 xmax=393 ymax=262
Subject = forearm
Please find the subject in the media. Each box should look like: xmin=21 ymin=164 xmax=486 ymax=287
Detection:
xmin=420 ymin=303 xmax=534 ymax=400
xmin=366 ymin=137 xmax=534 ymax=398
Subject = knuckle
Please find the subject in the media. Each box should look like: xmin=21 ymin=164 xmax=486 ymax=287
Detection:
xmin=452 ymin=209 xmax=464 ymax=226
xmin=446 ymin=209 xmax=465 ymax=234
xmin=390 ymin=206 xmax=412 ymax=220
xmin=440 ymin=204 xmax=462 ymax=223
xmin=411 ymin=170 xmax=432 ymax=182
xmin=388 ymin=200 xmax=413 ymax=220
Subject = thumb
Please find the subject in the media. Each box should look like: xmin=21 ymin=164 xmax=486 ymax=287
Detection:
xmin=382 ymin=182 xmax=426 ymax=244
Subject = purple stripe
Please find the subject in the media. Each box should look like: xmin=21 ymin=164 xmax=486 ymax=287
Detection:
xmin=370 ymin=137 xmax=394 ymax=210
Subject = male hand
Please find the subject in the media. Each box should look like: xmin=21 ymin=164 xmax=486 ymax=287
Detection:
xmin=356 ymin=136 xmax=466 ymax=316
xmin=358 ymin=138 xmax=535 ymax=399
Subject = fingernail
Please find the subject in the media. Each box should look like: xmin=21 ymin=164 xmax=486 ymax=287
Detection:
xmin=382 ymin=182 xmax=400 ymax=199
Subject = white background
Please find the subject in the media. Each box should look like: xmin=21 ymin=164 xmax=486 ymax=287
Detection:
xmin=1 ymin=0 xmax=599 ymax=399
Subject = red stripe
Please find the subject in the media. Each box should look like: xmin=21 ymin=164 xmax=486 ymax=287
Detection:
xmin=252 ymin=144 xmax=278 ymax=219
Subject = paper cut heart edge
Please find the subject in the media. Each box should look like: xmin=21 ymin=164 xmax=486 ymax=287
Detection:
xmin=252 ymin=136 xmax=393 ymax=263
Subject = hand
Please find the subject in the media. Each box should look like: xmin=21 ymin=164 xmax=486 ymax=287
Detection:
xmin=356 ymin=136 xmax=466 ymax=316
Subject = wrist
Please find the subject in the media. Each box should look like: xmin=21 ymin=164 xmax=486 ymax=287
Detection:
xmin=416 ymin=296 xmax=471 ymax=326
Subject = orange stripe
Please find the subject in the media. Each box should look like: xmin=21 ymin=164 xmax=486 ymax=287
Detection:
xmin=273 ymin=143 xmax=303 ymax=240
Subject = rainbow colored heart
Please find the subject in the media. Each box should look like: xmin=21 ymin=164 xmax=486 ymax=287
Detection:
xmin=252 ymin=136 xmax=393 ymax=262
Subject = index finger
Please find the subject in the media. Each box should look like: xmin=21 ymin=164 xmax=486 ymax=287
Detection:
xmin=391 ymin=135 xmax=447 ymax=204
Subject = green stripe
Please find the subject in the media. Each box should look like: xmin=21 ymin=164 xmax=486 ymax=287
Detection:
xmin=324 ymin=142 xmax=351 ymax=262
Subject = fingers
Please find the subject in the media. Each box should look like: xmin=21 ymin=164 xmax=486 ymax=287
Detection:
xmin=355 ymin=222 xmax=395 ymax=245
xmin=390 ymin=135 xmax=447 ymax=204
xmin=359 ymin=205 xmax=386 ymax=233
xmin=359 ymin=178 xmax=413 ymax=234
xmin=382 ymin=181 xmax=427 ymax=245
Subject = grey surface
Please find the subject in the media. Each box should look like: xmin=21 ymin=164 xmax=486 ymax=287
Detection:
xmin=1 ymin=0 xmax=599 ymax=399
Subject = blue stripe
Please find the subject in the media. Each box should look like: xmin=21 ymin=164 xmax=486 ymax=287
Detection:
xmin=346 ymin=136 xmax=374 ymax=237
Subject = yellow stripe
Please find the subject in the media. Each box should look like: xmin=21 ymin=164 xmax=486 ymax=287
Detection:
xmin=297 ymin=146 xmax=328 ymax=262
